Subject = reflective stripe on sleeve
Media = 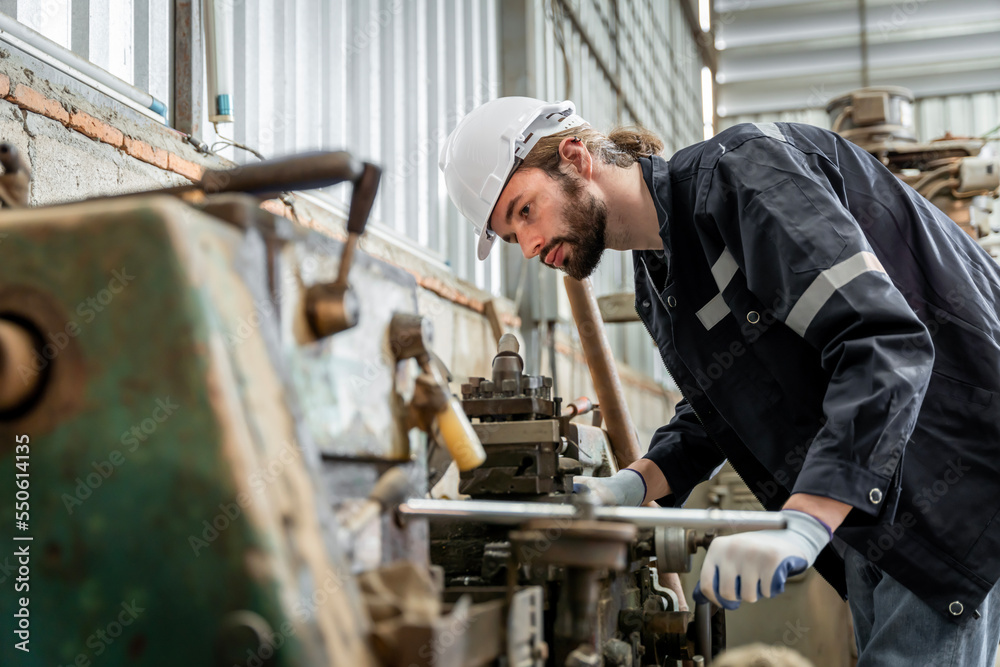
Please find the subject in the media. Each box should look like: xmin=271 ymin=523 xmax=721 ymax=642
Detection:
xmin=696 ymin=248 xmax=740 ymax=331
xmin=696 ymin=293 xmax=729 ymax=330
xmin=711 ymin=248 xmax=739 ymax=292
xmin=754 ymin=122 xmax=786 ymax=143
xmin=785 ymin=251 xmax=887 ymax=337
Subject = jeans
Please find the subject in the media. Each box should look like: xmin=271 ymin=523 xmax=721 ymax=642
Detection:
xmin=844 ymin=546 xmax=1000 ymax=666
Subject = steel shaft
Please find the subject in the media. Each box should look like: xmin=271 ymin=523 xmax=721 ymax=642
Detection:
xmin=398 ymin=498 xmax=786 ymax=532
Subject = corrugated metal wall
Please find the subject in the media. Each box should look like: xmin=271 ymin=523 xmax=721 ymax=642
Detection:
xmin=0 ymin=0 xmax=173 ymax=111
xmin=4 ymin=0 xmax=707 ymax=387
xmin=512 ymin=0 xmax=704 ymax=385
xmin=221 ymin=0 xmax=503 ymax=293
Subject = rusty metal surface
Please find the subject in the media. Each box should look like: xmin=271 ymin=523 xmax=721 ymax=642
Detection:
xmin=284 ymin=234 xmax=419 ymax=460
xmin=459 ymin=441 xmax=565 ymax=496
xmin=511 ymin=520 xmax=637 ymax=570
xmin=460 ymin=397 xmax=557 ymax=420
xmin=0 ymin=195 xmax=380 ymax=666
xmin=473 ymin=420 xmax=560 ymax=445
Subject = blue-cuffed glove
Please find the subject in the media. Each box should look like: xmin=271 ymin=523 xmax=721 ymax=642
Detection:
xmin=693 ymin=509 xmax=832 ymax=609
xmin=572 ymin=469 xmax=647 ymax=506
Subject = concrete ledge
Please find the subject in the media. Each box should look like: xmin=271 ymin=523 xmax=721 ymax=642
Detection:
xmin=0 ymin=63 xmax=218 ymax=183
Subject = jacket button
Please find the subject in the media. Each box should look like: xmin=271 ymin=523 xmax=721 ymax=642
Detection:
xmin=949 ymin=601 xmax=964 ymax=616
xmin=747 ymin=311 xmax=760 ymax=324
xmin=869 ymin=488 xmax=882 ymax=504
xmin=667 ymin=296 xmax=677 ymax=308
xmin=642 ymin=300 xmax=650 ymax=308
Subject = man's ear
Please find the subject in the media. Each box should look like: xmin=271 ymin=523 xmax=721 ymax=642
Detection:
xmin=558 ymin=136 xmax=593 ymax=181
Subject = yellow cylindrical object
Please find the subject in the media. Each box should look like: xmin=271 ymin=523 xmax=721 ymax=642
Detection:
xmin=434 ymin=396 xmax=486 ymax=471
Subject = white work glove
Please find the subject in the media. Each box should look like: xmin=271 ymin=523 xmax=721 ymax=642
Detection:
xmin=693 ymin=510 xmax=832 ymax=609
xmin=572 ymin=469 xmax=647 ymax=506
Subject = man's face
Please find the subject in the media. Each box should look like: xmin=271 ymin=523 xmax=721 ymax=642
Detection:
xmin=488 ymin=167 xmax=608 ymax=280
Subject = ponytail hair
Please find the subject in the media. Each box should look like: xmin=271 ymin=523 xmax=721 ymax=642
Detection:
xmin=606 ymin=126 xmax=664 ymax=163
xmin=519 ymin=125 xmax=664 ymax=179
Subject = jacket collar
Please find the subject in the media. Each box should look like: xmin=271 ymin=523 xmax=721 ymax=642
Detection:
xmin=637 ymin=154 xmax=672 ymax=274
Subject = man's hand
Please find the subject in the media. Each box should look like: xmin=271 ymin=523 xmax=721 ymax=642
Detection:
xmin=693 ymin=510 xmax=832 ymax=609
xmin=573 ymin=468 xmax=647 ymax=506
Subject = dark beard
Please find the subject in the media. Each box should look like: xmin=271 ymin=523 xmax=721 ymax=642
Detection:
xmin=539 ymin=174 xmax=608 ymax=280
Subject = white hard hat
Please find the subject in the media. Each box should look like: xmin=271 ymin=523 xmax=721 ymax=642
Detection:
xmin=439 ymin=97 xmax=588 ymax=260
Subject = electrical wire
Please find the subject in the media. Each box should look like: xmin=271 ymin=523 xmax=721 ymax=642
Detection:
xmin=979 ymin=122 xmax=1000 ymax=140
xmin=210 ymin=122 xmax=266 ymax=160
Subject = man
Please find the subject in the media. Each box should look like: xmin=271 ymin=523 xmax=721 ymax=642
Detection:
xmin=439 ymin=97 xmax=1000 ymax=665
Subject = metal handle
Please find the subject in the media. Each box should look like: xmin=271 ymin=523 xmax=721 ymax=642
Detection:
xmin=397 ymin=498 xmax=787 ymax=532
xmin=199 ymin=150 xmax=365 ymax=195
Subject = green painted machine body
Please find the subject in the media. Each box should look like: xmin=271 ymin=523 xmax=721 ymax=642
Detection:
xmin=0 ymin=195 xmax=421 ymax=666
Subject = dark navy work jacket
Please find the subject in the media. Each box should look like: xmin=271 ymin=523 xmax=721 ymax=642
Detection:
xmin=634 ymin=122 xmax=1000 ymax=622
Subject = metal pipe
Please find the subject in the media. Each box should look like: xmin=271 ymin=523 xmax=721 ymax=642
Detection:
xmin=597 ymin=506 xmax=785 ymax=531
xmin=695 ymin=602 xmax=713 ymax=666
xmin=398 ymin=499 xmax=787 ymax=532
xmin=0 ymin=12 xmax=167 ymax=119
xmin=563 ymin=276 xmax=642 ymax=468
xmin=204 ymin=0 xmax=235 ymax=123
xmin=400 ymin=499 xmax=576 ymax=523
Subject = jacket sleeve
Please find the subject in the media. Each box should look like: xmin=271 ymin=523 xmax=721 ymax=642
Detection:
xmin=643 ymin=398 xmax=726 ymax=507
xmin=704 ymin=132 xmax=934 ymax=516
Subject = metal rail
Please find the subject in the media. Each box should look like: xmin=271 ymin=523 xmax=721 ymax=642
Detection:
xmin=398 ymin=499 xmax=786 ymax=533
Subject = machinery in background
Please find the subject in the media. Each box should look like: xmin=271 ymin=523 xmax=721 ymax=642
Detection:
xmin=827 ymin=86 xmax=999 ymax=241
